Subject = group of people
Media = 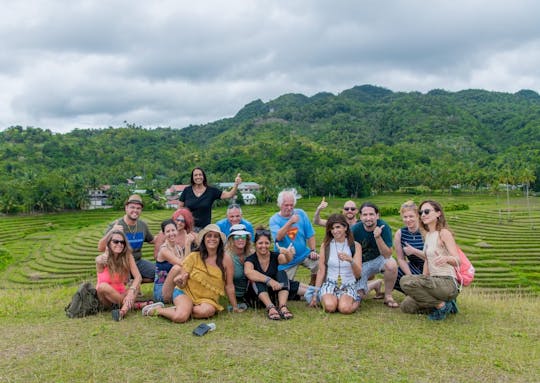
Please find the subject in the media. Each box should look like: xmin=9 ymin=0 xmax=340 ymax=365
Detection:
xmin=94 ymin=167 xmax=462 ymax=323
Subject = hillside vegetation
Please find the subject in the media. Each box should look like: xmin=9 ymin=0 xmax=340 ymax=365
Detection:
xmin=0 ymin=195 xmax=538 ymax=294
xmin=0 ymin=85 xmax=539 ymax=213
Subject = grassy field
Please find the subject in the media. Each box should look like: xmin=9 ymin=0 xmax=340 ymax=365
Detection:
xmin=0 ymin=194 xmax=539 ymax=382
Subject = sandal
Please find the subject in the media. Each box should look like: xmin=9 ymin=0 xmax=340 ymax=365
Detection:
xmin=278 ymin=304 xmax=294 ymax=320
xmin=383 ymin=298 xmax=399 ymax=308
xmin=266 ymin=304 xmax=281 ymax=320
xmin=142 ymin=302 xmax=165 ymax=316
xmin=133 ymin=300 xmax=154 ymax=310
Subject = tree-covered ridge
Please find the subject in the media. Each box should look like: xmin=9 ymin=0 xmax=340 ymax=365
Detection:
xmin=0 ymin=85 xmax=538 ymax=213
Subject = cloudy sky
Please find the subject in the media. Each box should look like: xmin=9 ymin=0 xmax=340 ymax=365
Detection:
xmin=1 ymin=1 xmax=539 ymax=133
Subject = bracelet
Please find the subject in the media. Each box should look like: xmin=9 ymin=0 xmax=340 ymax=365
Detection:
xmin=128 ymin=286 xmax=136 ymax=291
xmin=264 ymin=276 xmax=271 ymax=285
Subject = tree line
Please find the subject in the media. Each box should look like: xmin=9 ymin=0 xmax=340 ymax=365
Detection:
xmin=0 ymin=85 xmax=538 ymax=213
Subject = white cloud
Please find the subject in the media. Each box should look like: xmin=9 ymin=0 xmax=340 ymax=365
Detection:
xmin=1 ymin=0 xmax=540 ymax=132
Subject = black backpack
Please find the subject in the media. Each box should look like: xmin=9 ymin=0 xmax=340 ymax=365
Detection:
xmin=65 ymin=282 xmax=102 ymax=318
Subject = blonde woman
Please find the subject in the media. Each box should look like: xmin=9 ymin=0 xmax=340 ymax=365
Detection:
xmin=393 ymin=201 xmax=425 ymax=293
xmin=400 ymin=200 xmax=460 ymax=320
xmin=96 ymin=230 xmax=142 ymax=321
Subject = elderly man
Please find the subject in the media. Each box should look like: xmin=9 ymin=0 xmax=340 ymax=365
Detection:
xmin=216 ymin=203 xmax=254 ymax=239
xmin=313 ymin=197 xmax=359 ymax=227
xmin=98 ymin=194 xmax=155 ymax=283
xmin=269 ymin=189 xmax=318 ymax=285
xmin=351 ymin=202 xmax=399 ymax=308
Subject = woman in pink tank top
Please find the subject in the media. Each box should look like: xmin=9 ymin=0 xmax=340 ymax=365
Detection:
xmin=96 ymin=230 xmax=142 ymax=320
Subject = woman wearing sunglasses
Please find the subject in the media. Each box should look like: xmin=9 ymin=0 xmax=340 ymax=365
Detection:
xmin=95 ymin=230 xmax=142 ymax=321
xmin=224 ymin=224 xmax=255 ymax=310
xmin=400 ymin=200 xmax=460 ymax=320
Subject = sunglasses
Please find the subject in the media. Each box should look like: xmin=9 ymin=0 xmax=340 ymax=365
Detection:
xmin=255 ymin=229 xmax=271 ymax=237
xmin=111 ymin=239 xmax=126 ymax=245
xmin=176 ymin=218 xmax=185 ymax=223
xmin=419 ymin=209 xmax=432 ymax=216
xmin=343 ymin=207 xmax=356 ymax=211
xmin=233 ymin=234 xmax=247 ymax=240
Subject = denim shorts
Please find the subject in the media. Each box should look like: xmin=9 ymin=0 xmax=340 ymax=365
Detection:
xmin=356 ymin=255 xmax=389 ymax=293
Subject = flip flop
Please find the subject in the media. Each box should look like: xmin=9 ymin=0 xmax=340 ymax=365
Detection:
xmin=142 ymin=302 xmax=165 ymax=316
xmin=383 ymin=299 xmax=399 ymax=308
xmin=373 ymin=293 xmax=385 ymax=299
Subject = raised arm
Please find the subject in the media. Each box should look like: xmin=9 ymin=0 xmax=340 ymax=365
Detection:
xmin=221 ymin=173 xmax=242 ymax=200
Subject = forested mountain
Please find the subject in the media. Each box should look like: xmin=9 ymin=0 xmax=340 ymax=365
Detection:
xmin=1 ymin=85 xmax=538 ymax=213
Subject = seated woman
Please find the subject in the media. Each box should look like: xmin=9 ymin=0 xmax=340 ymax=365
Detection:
xmin=400 ymin=200 xmax=460 ymax=321
xmin=96 ymin=230 xmax=142 ymax=321
xmin=142 ymin=224 xmax=240 ymax=322
xmin=153 ymin=219 xmax=186 ymax=303
xmin=309 ymin=214 xmax=362 ymax=314
xmin=225 ymin=223 xmax=255 ymax=310
xmin=153 ymin=208 xmax=197 ymax=259
xmin=394 ymin=201 xmax=425 ymax=293
xmin=244 ymin=227 xmax=307 ymax=320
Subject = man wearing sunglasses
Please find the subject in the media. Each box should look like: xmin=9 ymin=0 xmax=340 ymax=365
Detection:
xmin=351 ymin=202 xmax=399 ymax=308
xmin=269 ymin=189 xmax=318 ymax=285
xmin=313 ymin=197 xmax=359 ymax=227
xmin=216 ymin=203 xmax=255 ymax=241
xmin=98 ymin=194 xmax=155 ymax=283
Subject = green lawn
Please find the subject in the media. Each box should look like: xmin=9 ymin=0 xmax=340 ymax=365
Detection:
xmin=0 ymin=194 xmax=539 ymax=382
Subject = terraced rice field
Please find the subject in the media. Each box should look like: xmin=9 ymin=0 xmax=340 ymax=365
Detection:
xmin=0 ymin=195 xmax=538 ymax=295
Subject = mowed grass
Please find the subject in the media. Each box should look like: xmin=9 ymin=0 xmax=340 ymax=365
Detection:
xmin=0 ymin=285 xmax=538 ymax=382
xmin=0 ymin=194 xmax=539 ymax=382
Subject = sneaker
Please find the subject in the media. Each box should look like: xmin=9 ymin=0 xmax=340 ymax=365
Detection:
xmin=448 ymin=300 xmax=459 ymax=314
xmin=111 ymin=309 xmax=123 ymax=321
xmin=427 ymin=301 xmax=452 ymax=321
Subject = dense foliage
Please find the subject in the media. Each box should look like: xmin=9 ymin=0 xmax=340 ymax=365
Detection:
xmin=1 ymin=85 xmax=538 ymax=213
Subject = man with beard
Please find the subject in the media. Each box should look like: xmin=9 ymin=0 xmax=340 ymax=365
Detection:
xmin=313 ymin=198 xmax=359 ymax=227
xmin=351 ymin=202 xmax=399 ymax=308
xmin=98 ymin=194 xmax=155 ymax=283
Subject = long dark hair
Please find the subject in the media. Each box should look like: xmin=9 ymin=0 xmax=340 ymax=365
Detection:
xmin=190 ymin=167 xmax=208 ymax=187
xmin=323 ymin=214 xmax=354 ymax=248
xmin=199 ymin=231 xmax=225 ymax=279
xmin=419 ymin=200 xmax=449 ymax=232
xmin=106 ymin=230 xmax=132 ymax=278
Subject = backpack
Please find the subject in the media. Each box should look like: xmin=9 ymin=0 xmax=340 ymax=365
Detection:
xmin=455 ymin=247 xmax=475 ymax=287
xmin=65 ymin=282 xmax=102 ymax=318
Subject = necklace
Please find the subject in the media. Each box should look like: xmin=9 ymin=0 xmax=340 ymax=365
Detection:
xmin=126 ymin=220 xmax=138 ymax=235
xmin=334 ymin=239 xmax=347 ymax=287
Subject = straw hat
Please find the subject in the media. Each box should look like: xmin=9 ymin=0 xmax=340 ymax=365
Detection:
xmin=197 ymin=224 xmax=226 ymax=245
xmin=125 ymin=194 xmax=144 ymax=207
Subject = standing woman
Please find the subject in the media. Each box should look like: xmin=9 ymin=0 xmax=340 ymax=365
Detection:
xmin=153 ymin=208 xmax=197 ymax=259
xmin=400 ymin=200 xmax=460 ymax=320
xmin=96 ymin=231 xmax=142 ymax=321
xmin=225 ymin=224 xmax=255 ymax=309
xmin=143 ymin=224 xmax=241 ymax=322
xmin=244 ymin=227 xmax=307 ymax=320
xmin=178 ymin=167 xmax=242 ymax=231
xmin=310 ymin=214 xmax=362 ymax=314
xmin=393 ymin=201 xmax=425 ymax=293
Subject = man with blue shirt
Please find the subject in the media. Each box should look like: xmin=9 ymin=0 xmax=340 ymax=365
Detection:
xmin=351 ymin=202 xmax=399 ymax=308
xmin=269 ymin=189 xmax=318 ymax=285
xmin=216 ymin=203 xmax=254 ymax=239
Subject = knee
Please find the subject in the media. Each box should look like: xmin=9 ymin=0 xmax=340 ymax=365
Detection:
xmin=171 ymin=311 xmax=190 ymax=323
xmin=385 ymin=259 xmax=398 ymax=273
